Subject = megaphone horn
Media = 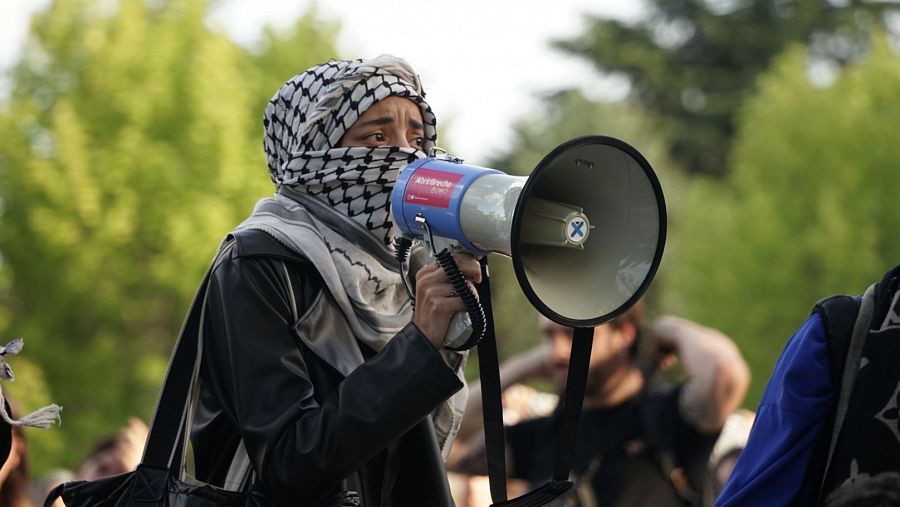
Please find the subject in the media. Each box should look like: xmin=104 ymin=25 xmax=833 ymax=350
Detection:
xmin=391 ymin=135 xmax=666 ymax=328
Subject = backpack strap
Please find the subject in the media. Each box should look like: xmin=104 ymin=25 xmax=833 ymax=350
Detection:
xmin=142 ymin=239 xmax=235 ymax=472
xmin=816 ymin=283 xmax=876 ymax=503
xmin=813 ymin=294 xmax=863 ymax=393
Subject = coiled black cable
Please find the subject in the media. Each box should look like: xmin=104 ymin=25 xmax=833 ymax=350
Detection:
xmin=435 ymin=249 xmax=486 ymax=351
xmin=394 ymin=236 xmax=413 ymax=265
xmin=393 ymin=237 xmax=416 ymax=302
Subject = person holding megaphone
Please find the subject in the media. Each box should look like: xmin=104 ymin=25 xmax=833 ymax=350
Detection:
xmin=448 ymin=304 xmax=750 ymax=507
xmin=181 ymin=55 xmax=479 ymax=506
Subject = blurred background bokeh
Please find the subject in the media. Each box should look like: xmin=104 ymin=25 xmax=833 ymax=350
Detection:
xmin=0 ymin=0 xmax=898 ymax=477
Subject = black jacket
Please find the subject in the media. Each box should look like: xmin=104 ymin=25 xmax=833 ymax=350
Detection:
xmin=191 ymin=229 xmax=464 ymax=506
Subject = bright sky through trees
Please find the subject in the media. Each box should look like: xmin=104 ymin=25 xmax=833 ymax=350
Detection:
xmin=1 ymin=0 xmax=643 ymax=164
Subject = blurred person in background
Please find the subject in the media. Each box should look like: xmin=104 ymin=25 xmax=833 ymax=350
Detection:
xmin=29 ymin=468 xmax=71 ymax=507
xmin=39 ymin=416 xmax=147 ymax=506
xmin=74 ymin=417 xmax=147 ymax=481
xmin=708 ymin=409 xmax=755 ymax=495
xmin=0 ymin=424 xmax=33 ymax=507
xmin=0 ymin=341 xmax=61 ymax=507
xmin=716 ymin=264 xmax=900 ymax=506
xmin=188 ymin=54 xmax=474 ymax=506
xmin=448 ymin=303 xmax=750 ymax=507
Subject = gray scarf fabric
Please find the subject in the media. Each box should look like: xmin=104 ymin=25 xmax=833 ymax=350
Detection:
xmin=235 ymin=189 xmax=413 ymax=361
xmin=249 ymin=55 xmax=466 ymax=458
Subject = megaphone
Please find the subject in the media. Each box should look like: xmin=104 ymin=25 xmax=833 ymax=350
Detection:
xmin=392 ymin=135 xmax=666 ymax=506
xmin=391 ymin=135 xmax=666 ymax=335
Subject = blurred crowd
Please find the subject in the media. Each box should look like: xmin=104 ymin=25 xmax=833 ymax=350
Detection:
xmin=0 ymin=414 xmax=147 ymax=507
xmin=0 ymin=379 xmax=753 ymax=507
xmin=447 ymin=386 xmax=757 ymax=507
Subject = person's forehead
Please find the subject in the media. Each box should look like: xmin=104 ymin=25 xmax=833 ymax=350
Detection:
xmin=366 ymin=96 xmax=420 ymax=114
xmin=351 ymin=96 xmax=424 ymax=134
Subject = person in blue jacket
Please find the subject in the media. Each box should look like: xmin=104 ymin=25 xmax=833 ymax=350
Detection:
xmin=716 ymin=264 xmax=900 ymax=506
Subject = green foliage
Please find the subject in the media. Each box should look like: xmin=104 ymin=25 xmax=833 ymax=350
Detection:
xmin=250 ymin=8 xmax=342 ymax=110
xmin=0 ymin=0 xmax=339 ymax=473
xmin=557 ymin=0 xmax=899 ymax=176
xmin=665 ymin=33 xmax=900 ymax=406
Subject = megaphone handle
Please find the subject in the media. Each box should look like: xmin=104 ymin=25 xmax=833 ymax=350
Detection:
xmin=473 ymin=257 xmax=509 ymax=503
xmin=553 ymin=326 xmax=594 ymax=481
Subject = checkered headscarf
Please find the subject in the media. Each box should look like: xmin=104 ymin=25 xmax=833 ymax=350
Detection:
xmin=263 ymin=55 xmax=438 ymax=244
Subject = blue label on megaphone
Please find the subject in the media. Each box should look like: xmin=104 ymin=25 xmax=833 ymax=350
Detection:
xmin=392 ymin=157 xmax=501 ymax=253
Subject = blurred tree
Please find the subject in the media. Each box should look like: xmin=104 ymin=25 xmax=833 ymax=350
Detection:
xmin=249 ymin=8 xmax=342 ymax=112
xmin=233 ymin=7 xmax=342 ymax=159
xmin=664 ymin=33 xmax=900 ymax=405
xmin=557 ymin=0 xmax=900 ymax=176
xmin=478 ymin=89 xmax=683 ymax=378
xmin=0 ymin=0 xmax=339 ymax=473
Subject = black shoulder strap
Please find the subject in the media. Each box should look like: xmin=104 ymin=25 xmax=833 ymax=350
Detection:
xmin=475 ymin=258 xmax=508 ymax=503
xmin=142 ymin=240 xmax=234 ymax=471
xmin=812 ymin=294 xmax=862 ymax=392
xmin=817 ymin=284 xmax=876 ymax=503
xmin=792 ymin=290 xmax=864 ymax=506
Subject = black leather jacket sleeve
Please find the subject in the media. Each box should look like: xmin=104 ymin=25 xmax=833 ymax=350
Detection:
xmin=200 ymin=251 xmax=464 ymax=504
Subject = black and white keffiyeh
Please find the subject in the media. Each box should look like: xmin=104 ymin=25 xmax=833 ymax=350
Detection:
xmin=263 ymin=54 xmax=438 ymax=245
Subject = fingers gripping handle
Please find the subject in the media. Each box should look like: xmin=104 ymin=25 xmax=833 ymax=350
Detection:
xmin=435 ymin=250 xmax=485 ymax=350
xmin=393 ymin=235 xmax=485 ymax=351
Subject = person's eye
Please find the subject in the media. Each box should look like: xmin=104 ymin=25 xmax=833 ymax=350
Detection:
xmin=411 ymin=137 xmax=425 ymax=148
xmin=368 ymin=132 xmax=386 ymax=143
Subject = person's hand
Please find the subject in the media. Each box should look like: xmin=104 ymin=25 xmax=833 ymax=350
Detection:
xmin=648 ymin=326 xmax=679 ymax=372
xmin=648 ymin=315 xmax=734 ymax=371
xmin=648 ymin=315 xmax=692 ymax=371
xmin=413 ymin=253 xmax=481 ymax=349
xmin=648 ymin=315 xmax=750 ymax=432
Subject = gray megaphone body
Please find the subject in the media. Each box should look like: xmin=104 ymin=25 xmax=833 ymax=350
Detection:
xmin=390 ymin=135 xmax=666 ymax=348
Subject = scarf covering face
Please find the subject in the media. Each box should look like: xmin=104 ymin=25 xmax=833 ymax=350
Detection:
xmin=236 ymin=56 xmax=466 ymax=458
xmin=263 ymin=54 xmax=438 ymax=245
